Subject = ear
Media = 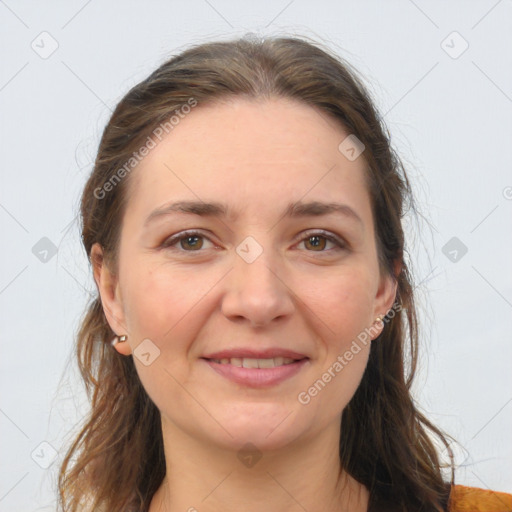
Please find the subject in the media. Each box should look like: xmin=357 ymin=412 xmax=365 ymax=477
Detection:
xmin=370 ymin=259 xmax=401 ymax=339
xmin=90 ymin=243 xmax=132 ymax=356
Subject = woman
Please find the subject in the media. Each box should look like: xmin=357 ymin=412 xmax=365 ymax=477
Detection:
xmin=58 ymin=35 xmax=512 ymax=512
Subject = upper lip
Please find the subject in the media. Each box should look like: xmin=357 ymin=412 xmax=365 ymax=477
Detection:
xmin=202 ymin=348 xmax=308 ymax=360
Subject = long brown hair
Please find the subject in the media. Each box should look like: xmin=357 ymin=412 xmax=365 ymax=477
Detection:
xmin=58 ymin=35 xmax=455 ymax=512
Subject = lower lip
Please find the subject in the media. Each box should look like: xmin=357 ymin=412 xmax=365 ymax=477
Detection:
xmin=202 ymin=358 xmax=309 ymax=388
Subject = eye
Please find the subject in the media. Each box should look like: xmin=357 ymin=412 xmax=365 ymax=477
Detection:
xmin=161 ymin=230 xmax=215 ymax=252
xmin=160 ymin=229 xmax=347 ymax=254
xmin=297 ymin=230 xmax=346 ymax=252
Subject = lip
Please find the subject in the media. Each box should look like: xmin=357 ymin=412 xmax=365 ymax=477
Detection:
xmin=202 ymin=357 xmax=309 ymax=388
xmin=202 ymin=348 xmax=308 ymax=360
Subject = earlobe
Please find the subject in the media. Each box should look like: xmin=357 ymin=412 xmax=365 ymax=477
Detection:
xmin=110 ymin=335 xmax=132 ymax=356
xmin=90 ymin=243 xmax=128 ymax=340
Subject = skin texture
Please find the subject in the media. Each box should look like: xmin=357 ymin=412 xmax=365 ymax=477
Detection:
xmin=92 ymin=97 xmax=398 ymax=512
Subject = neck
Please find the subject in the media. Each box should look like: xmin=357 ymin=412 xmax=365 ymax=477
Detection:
xmin=149 ymin=417 xmax=369 ymax=512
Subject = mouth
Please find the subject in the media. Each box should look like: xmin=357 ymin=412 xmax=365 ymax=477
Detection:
xmin=204 ymin=356 xmax=305 ymax=368
xmin=200 ymin=356 xmax=310 ymax=387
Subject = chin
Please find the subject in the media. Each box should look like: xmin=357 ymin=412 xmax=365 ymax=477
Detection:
xmin=205 ymin=401 xmax=306 ymax=452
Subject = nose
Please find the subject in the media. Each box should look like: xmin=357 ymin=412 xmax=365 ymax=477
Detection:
xmin=221 ymin=247 xmax=295 ymax=328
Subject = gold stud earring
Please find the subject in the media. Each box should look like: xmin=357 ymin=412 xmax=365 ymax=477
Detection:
xmin=111 ymin=334 xmax=128 ymax=347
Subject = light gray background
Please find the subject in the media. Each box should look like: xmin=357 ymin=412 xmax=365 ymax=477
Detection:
xmin=1 ymin=1 xmax=511 ymax=510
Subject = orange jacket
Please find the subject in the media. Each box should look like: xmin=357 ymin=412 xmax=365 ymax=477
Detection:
xmin=448 ymin=485 xmax=512 ymax=512
xmin=367 ymin=484 xmax=512 ymax=511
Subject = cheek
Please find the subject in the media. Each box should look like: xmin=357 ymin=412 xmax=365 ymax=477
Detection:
xmin=298 ymin=266 xmax=374 ymax=415
xmin=299 ymin=284 xmax=372 ymax=427
xmin=306 ymin=265 xmax=375 ymax=347
xmin=119 ymin=262 xmax=213 ymax=407
xmin=120 ymin=259 xmax=228 ymax=376
xmin=121 ymin=261 xmax=207 ymax=337
xmin=122 ymin=266 xmax=176 ymax=339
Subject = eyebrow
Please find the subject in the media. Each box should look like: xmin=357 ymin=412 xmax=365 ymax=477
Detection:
xmin=144 ymin=199 xmax=364 ymax=227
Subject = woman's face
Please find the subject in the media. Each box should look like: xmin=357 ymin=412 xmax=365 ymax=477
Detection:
xmin=95 ymin=97 xmax=397 ymax=451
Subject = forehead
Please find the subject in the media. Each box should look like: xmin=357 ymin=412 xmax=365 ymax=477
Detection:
xmin=126 ymin=97 xmax=372 ymax=225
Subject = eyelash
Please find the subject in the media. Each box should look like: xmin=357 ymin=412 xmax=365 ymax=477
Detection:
xmin=160 ymin=229 xmax=347 ymax=254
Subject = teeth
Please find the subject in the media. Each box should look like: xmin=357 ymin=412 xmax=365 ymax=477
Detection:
xmin=210 ymin=357 xmax=298 ymax=368
xmin=257 ymin=358 xmax=276 ymax=368
xmin=243 ymin=358 xmax=259 ymax=368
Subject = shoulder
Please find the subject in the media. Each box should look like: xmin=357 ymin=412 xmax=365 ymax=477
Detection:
xmin=448 ymin=484 xmax=512 ymax=512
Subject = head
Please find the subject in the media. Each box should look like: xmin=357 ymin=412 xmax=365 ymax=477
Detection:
xmin=59 ymin=35 xmax=452 ymax=512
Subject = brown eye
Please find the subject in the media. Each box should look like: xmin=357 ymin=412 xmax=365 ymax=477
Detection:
xmin=299 ymin=231 xmax=345 ymax=253
xmin=304 ymin=235 xmax=327 ymax=251
xmin=161 ymin=230 xmax=214 ymax=252
xmin=180 ymin=235 xmax=203 ymax=250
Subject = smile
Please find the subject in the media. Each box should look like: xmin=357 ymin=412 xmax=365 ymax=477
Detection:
xmin=202 ymin=357 xmax=309 ymax=387
xmin=208 ymin=356 xmax=299 ymax=368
